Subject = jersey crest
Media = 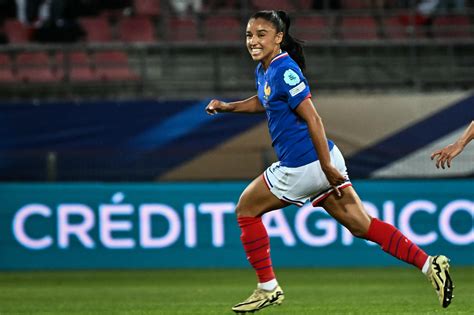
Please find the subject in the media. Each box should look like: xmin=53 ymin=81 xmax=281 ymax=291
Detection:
xmin=264 ymin=81 xmax=271 ymax=100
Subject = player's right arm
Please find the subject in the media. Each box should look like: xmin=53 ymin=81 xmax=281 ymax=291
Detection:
xmin=205 ymin=95 xmax=265 ymax=115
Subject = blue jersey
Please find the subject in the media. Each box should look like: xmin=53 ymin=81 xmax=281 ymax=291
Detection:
xmin=255 ymin=52 xmax=334 ymax=167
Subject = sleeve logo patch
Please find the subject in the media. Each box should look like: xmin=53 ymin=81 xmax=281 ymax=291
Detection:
xmin=289 ymin=82 xmax=306 ymax=97
xmin=283 ymin=69 xmax=301 ymax=86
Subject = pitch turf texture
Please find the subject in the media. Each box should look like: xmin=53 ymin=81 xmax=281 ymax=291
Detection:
xmin=0 ymin=267 xmax=472 ymax=315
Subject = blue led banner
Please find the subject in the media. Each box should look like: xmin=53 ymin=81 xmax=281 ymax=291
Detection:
xmin=0 ymin=180 xmax=472 ymax=270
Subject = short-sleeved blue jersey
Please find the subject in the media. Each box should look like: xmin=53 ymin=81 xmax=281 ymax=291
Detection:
xmin=255 ymin=52 xmax=334 ymax=167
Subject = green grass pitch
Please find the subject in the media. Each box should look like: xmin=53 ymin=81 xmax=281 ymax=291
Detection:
xmin=0 ymin=267 xmax=472 ymax=314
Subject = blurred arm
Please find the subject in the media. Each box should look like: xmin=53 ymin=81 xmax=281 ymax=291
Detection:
xmin=205 ymin=95 xmax=265 ymax=114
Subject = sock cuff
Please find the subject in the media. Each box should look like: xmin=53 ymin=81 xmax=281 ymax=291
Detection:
xmin=365 ymin=217 xmax=398 ymax=241
xmin=421 ymin=256 xmax=431 ymax=274
xmin=364 ymin=217 xmax=380 ymax=239
xmin=237 ymin=216 xmax=262 ymax=227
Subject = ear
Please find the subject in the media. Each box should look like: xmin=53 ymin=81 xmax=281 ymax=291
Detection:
xmin=275 ymin=32 xmax=283 ymax=45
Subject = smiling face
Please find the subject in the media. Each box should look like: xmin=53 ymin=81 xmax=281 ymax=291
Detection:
xmin=246 ymin=18 xmax=283 ymax=69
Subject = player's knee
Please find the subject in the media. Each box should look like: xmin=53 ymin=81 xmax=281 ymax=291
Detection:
xmin=235 ymin=203 xmax=259 ymax=218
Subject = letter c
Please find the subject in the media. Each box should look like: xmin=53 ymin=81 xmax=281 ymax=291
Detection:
xmin=13 ymin=204 xmax=53 ymax=249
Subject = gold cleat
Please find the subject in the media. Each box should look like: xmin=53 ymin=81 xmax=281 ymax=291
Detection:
xmin=427 ymin=255 xmax=454 ymax=308
xmin=232 ymin=285 xmax=284 ymax=313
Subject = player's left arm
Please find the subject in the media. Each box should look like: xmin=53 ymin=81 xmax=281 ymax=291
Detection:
xmin=431 ymin=120 xmax=474 ymax=169
xmin=295 ymin=98 xmax=346 ymax=196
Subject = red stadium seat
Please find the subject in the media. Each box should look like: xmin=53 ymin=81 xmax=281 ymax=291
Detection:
xmin=56 ymin=52 xmax=99 ymax=82
xmin=397 ymin=11 xmax=433 ymax=38
xmin=203 ymin=0 xmax=239 ymax=12
xmin=341 ymin=0 xmax=370 ymax=10
xmin=168 ymin=17 xmax=199 ymax=42
xmin=250 ymin=0 xmax=296 ymax=11
xmin=118 ymin=16 xmax=156 ymax=43
xmin=433 ymin=15 xmax=471 ymax=39
xmin=203 ymin=16 xmax=241 ymax=42
xmin=79 ymin=16 xmax=113 ymax=42
xmin=298 ymin=0 xmax=313 ymax=9
xmin=382 ymin=16 xmax=410 ymax=39
xmin=16 ymin=52 xmax=60 ymax=83
xmin=134 ymin=0 xmax=161 ymax=16
xmin=4 ymin=19 xmax=31 ymax=43
xmin=293 ymin=15 xmax=330 ymax=41
xmin=94 ymin=51 xmax=140 ymax=81
xmin=0 ymin=53 xmax=10 ymax=65
xmin=340 ymin=16 xmax=378 ymax=40
xmin=0 ymin=53 xmax=18 ymax=82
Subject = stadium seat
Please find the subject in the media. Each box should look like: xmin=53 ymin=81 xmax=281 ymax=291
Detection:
xmin=79 ymin=16 xmax=113 ymax=42
xmin=340 ymin=16 xmax=378 ymax=40
xmin=0 ymin=53 xmax=18 ymax=82
xmin=397 ymin=11 xmax=433 ymax=39
xmin=433 ymin=15 xmax=471 ymax=39
xmin=250 ymin=0 xmax=296 ymax=11
xmin=4 ymin=19 xmax=31 ymax=43
xmin=56 ymin=51 xmax=99 ymax=82
xmin=167 ymin=16 xmax=199 ymax=42
xmin=293 ymin=15 xmax=330 ymax=41
xmin=203 ymin=16 xmax=241 ymax=42
xmin=203 ymin=0 xmax=239 ymax=12
xmin=298 ymin=0 xmax=313 ymax=9
xmin=341 ymin=0 xmax=370 ymax=10
xmin=100 ymin=3 xmax=133 ymax=20
xmin=382 ymin=16 xmax=410 ymax=39
xmin=94 ymin=51 xmax=140 ymax=81
xmin=16 ymin=52 xmax=60 ymax=82
xmin=134 ymin=0 xmax=161 ymax=16
xmin=118 ymin=16 xmax=156 ymax=42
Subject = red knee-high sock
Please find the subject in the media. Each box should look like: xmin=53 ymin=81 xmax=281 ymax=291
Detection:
xmin=365 ymin=218 xmax=428 ymax=270
xmin=237 ymin=216 xmax=275 ymax=283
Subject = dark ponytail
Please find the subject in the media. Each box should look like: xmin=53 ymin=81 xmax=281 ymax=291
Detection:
xmin=251 ymin=10 xmax=306 ymax=72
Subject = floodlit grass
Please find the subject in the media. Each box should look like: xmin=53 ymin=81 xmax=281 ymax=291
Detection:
xmin=0 ymin=267 xmax=472 ymax=314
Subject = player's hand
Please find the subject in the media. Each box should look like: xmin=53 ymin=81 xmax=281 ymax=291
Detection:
xmin=322 ymin=165 xmax=346 ymax=197
xmin=205 ymin=99 xmax=228 ymax=115
xmin=430 ymin=142 xmax=463 ymax=169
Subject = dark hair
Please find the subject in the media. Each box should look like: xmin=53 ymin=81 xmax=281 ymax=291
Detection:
xmin=250 ymin=10 xmax=306 ymax=72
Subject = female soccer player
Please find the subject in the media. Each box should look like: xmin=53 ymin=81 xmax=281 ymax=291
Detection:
xmin=205 ymin=10 xmax=454 ymax=313
xmin=431 ymin=120 xmax=473 ymax=169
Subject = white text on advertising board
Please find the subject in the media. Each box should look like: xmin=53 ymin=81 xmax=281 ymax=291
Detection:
xmin=12 ymin=193 xmax=474 ymax=250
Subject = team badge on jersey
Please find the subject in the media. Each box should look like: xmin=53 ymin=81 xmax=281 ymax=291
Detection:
xmin=264 ymin=81 xmax=271 ymax=100
xmin=283 ymin=69 xmax=301 ymax=86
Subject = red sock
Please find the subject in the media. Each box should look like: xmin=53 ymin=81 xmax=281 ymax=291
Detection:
xmin=237 ymin=216 xmax=275 ymax=283
xmin=365 ymin=218 xmax=428 ymax=270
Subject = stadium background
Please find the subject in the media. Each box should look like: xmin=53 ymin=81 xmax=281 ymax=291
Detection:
xmin=0 ymin=0 xmax=473 ymax=314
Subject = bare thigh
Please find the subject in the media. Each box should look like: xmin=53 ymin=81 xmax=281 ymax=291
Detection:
xmin=236 ymin=175 xmax=289 ymax=217
xmin=320 ymin=186 xmax=372 ymax=238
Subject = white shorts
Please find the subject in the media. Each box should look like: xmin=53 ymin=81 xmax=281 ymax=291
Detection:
xmin=262 ymin=145 xmax=352 ymax=207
